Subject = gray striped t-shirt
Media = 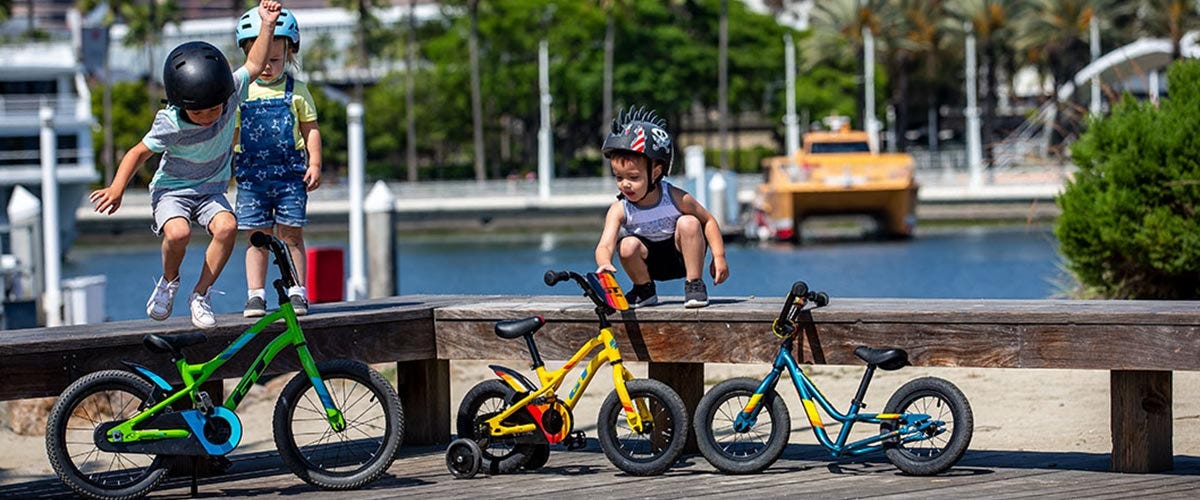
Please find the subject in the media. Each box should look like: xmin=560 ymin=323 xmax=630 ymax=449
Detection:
xmin=143 ymin=67 xmax=250 ymax=202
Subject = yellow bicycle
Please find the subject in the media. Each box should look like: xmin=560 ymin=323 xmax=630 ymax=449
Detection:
xmin=446 ymin=270 xmax=688 ymax=478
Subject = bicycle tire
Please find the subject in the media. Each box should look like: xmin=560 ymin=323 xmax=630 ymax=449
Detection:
xmin=694 ymin=377 xmax=790 ymax=474
xmin=45 ymin=370 xmax=168 ymax=500
xmin=596 ymin=379 xmax=688 ymax=476
xmin=273 ymin=360 xmax=404 ymax=489
xmin=881 ymin=376 xmax=973 ymax=475
xmin=455 ymin=379 xmax=536 ymax=474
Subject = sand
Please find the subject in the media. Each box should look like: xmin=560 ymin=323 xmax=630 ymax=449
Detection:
xmin=3 ymin=360 xmax=1198 ymax=484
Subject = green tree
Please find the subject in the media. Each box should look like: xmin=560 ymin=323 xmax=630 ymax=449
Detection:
xmin=89 ymin=80 xmax=156 ymax=185
xmin=1055 ymin=60 xmax=1200 ymax=299
xmin=947 ymin=0 xmax=1024 ymax=162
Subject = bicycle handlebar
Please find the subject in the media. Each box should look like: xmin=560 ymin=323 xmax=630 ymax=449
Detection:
xmin=771 ymin=280 xmax=830 ymax=337
xmin=544 ymin=269 xmax=612 ymax=313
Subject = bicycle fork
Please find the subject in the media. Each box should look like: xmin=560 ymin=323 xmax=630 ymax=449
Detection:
xmin=611 ymin=364 xmax=650 ymax=433
xmin=296 ymin=343 xmax=346 ymax=433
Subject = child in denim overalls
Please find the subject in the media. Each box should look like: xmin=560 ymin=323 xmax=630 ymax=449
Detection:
xmin=234 ymin=7 xmax=323 ymax=317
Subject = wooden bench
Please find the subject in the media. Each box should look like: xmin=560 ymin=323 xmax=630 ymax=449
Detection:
xmin=435 ymin=295 xmax=1200 ymax=474
xmin=2 ymin=294 xmax=1195 ymax=473
xmin=0 ymin=296 xmax=466 ymax=445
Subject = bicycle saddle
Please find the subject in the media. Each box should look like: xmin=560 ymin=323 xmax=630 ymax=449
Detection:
xmin=144 ymin=332 xmax=208 ymax=358
xmin=494 ymin=316 xmax=545 ymax=339
xmin=854 ymin=346 xmax=909 ymax=371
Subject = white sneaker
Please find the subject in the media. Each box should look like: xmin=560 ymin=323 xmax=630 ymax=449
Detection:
xmin=146 ymin=276 xmax=180 ymax=321
xmin=190 ymin=290 xmax=219 ymax=329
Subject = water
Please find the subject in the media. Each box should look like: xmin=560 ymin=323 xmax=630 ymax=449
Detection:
xmin=62 ymin=225 xmax=1070 ymax=323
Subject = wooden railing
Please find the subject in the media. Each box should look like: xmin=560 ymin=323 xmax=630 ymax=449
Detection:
xmin=2 ymin=295 xmax=1195 ymax=473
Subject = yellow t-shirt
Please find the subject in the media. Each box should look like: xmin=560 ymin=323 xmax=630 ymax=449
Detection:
xmin=234 ymin=75 xmax=318 ymax=152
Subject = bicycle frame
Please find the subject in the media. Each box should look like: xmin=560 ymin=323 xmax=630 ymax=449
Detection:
xmin=105 ymin=300 xmax=345 ymax=446
xmin=734 ymin=341 xmax=938 ymax=458
xmin=485 ymin=324 xmax=649 ymax=437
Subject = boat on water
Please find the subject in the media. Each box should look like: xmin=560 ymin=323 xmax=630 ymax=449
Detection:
xmin=753 ymin=116 xmax=918 ymax=242
xmin=0 ymin=39 xmax=98 ymax=254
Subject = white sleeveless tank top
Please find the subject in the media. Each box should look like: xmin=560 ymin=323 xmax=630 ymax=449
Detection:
xmin=621 ymin=181 xmax=683 ymax=243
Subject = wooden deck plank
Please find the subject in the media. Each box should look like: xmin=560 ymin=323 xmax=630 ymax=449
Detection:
xmin=3 ymin=445 xmax=1197 ymax=498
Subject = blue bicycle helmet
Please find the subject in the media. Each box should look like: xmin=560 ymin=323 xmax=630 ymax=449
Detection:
xmin=236 ymin=7 xmax=300 ymax=52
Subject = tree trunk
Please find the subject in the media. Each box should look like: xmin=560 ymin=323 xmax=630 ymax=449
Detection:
xmin=103 ymin=36 xmax=114 ymax=185
xmin=982 ymin=44 xmax=998 ymax=166
xmin=893 ymin=66 xmax=910 ymax=152
xmin=405 ymin=0 xmax=418 ymax=182
xmin=602 ymin=12 xmax=614 ymax=150
xmin=717 ymin=0 xmax=729 ymax=171
xmin=468 ymin=0 xmax=486 ymax=182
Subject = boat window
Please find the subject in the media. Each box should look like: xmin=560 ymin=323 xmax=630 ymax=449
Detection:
xmin=811 ymin=142 xmax=870 ymax=154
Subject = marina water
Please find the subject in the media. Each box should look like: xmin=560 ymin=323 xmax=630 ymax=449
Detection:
xmin=64 ymin=225 xmax=1070 ymax=323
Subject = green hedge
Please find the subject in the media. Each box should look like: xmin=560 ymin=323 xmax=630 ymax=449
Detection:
xmin=1055 ymin=60 xmax=1200 ymax=299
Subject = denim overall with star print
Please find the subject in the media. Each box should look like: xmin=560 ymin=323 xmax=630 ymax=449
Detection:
xmin=235 ymin=76 xmax=309 ymax=229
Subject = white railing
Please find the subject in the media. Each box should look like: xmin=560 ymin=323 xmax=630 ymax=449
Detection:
xmin=0 ymin=96 xmax=81 ymax=120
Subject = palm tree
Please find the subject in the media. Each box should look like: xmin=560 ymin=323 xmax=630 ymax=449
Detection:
xmin=877 ymin=0 xmax=955 ymax=152
xmin=947 ymin=0 xmax=1023 ymax=163
xmin=405 ymin=0 xmax=418 ymax=182
xmin=1135 ymin=0 xmax=1200 ymax=60
xmin=804 ymin=0 xmax=891 ymax=130
xmin=328 ymin=0 xmax=386 ymax=100
xmin=598 ymin=0 xmax=632 ymax=148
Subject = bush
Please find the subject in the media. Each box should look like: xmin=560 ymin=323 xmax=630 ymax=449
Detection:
xmin=1055 ymin=60 xmax=1200 ymax=299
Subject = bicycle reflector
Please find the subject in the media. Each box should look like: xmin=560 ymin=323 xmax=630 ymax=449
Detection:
xmin=587 ymin=272 xmax=629 ymax=311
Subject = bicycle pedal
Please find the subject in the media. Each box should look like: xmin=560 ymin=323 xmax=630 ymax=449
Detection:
xmin=564 ymin=431 xmax=587 ymax=450
xmin=197 ymin=391 xmax=214 ymax=414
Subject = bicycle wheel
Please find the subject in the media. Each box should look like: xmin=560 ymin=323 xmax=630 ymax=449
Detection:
xmin=273 ymin=360 xmax=404 ymax=489
xmin=45 ymin=370 xmax=168 ymax=500
xmin=596 ymin=379 xmax=688 ymax=476
xmin=455 ymin=379 xmax=535 ymax=474
xmin=694 ymin=377 xmax=790 ymax=474
xmin=881 ymin=376 xmax=973 ymax=475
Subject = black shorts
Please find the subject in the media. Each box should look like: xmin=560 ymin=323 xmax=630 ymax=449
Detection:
xmin=629 ymin=235 xmax=686 ymax=281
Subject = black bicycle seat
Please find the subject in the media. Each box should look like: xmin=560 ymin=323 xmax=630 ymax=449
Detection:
xmin=853 ymin=346 xmax=909 ymax=371
xmin=144 ymin=332 xmax=208 ymax=356
xmin=494 ymin=316 xmax=545 ymax=339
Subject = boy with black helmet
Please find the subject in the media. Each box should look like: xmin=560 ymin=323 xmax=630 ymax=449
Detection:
xmin=594 ymin=107 xmax=730 ymax=308
xmin=89 ymin=0 xmax=284 ymax=329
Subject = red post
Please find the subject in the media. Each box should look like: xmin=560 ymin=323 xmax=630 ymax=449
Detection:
xmin=305 ymin=247 xmax=344 ymax=303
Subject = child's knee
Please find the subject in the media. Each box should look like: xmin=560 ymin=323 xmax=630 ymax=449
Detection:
xmin=618 ymin=237 xmax=645 ymax=259
xmin=677 ymin=215 xmax=702 ymax=235
xmin=161 ymin=219 xmax=191 ymax=245
xmin=276 ymin=226 xmax=305 ymax=247
xmin=209 ymin=213 xmax=238 ymax=241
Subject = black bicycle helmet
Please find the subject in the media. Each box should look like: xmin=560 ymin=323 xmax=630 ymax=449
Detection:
xmin=162 ymin=41 xmax=235 ymax=110
xmin=602 ymin=106 xmax=674 ymax=180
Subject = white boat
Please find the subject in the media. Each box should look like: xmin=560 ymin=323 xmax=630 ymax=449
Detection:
xmin=0 ymin=39 xmax=98 ymax=254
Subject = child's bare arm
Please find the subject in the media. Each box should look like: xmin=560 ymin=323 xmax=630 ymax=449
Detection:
xmin=675 ymin=188 xmax=729 ymax=284
xmin=90 ymin=142 xmax=154 ymax=215
xmin=300 ymin=120 xmax=322 ymax=190
xmin=241 ymin=0 xmax=282 ymax=81
xmin=595 ymin=202 xmax=624 ymax=274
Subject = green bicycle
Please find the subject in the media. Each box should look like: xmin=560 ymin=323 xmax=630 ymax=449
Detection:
xmin=45 ymin=232 xmax=404 ymax=499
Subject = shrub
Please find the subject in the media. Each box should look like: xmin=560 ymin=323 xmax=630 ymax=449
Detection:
xmin=1055 ymin=60 xmax=1200 ymax=299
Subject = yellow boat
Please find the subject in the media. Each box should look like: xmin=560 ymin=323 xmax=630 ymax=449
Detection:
xmin=755 ymin=117 xmax=918 ymax=241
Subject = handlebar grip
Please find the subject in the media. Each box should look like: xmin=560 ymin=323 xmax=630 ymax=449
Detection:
xmin=790 ymin=281 xmax=809 ymax=297
xmin=810 ymin=291 xmax=830 ymax=307
xmin=544 ymin=270 xmax=571 ymax=287
xmin=250 ymin=231 xmax=273 ymax=248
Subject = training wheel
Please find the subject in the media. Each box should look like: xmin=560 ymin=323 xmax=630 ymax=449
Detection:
xmin=446 ymin=438 xmax=482 ymax=479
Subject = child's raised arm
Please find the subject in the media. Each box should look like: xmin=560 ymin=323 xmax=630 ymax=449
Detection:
xmin=241 ymin=0 xmax=283 ymax=81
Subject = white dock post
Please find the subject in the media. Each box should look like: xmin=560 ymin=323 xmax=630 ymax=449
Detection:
xmin=365 ymin=181 xmax=397 ymax=298
xmin=7 ymin=186 xmax=42 ymax=302
xmin=40 ymin=103 xmax=63 ymax=327
xmin=347 ymin=102 xmax=367 ymax=301
xmin=964 ymin=23 xmax=984 ymax=191
xmin=685 ymin=145 xmax=707 ymax=209
xmin=537 ymin=39 xmax=554 ymax=200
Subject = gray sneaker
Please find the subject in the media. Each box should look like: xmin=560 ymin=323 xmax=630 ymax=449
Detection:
xmin=684 ymin=279 xmax=709 ymax=308
xmin=289 ymin=294 xmax=309 ymax=316
xmin=243 ymin=296 xmax=267 ymax=318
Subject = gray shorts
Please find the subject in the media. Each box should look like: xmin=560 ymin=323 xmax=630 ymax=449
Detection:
xmin=150 ymin=192 xmax=234 ymax=236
